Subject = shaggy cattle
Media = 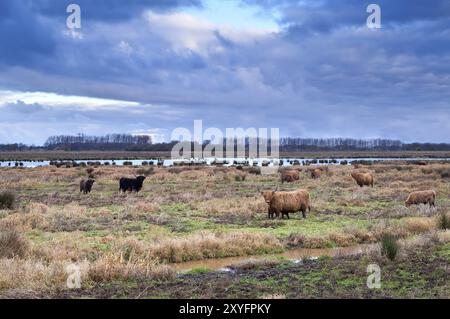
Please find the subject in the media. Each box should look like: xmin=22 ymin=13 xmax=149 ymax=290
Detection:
xmin=351 ymin=172 xmax=374 ymax=188
xmin=119 ymin=176 xmax=146 ymax=193
xmin=280 ymin=170 xmax=300 ymax=183
xmin=80 ymin=179 xmax=95 ymax=194
xmin=405 ymin=190 xmax=436 ymax=207
xmin=311 ymin=168 xmax=322 ymax=179
xmin=261 ymin=189 xmax=311 ymax=219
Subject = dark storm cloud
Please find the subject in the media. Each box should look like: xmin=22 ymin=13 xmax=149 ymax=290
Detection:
xmin=0 ymin=1 xmax=57 ymax=67
xmin=0 ymin=0 xmax=450 ymax=144
xmin=30 ymin=0 xmax=202 ymax=21
xmin=243 ymin=0 xmax=450 ymax=30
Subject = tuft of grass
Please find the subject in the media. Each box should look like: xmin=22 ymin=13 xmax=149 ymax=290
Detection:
xmin=0 ymin=227 xmax=29 ymax=258
xmin=186 ymin=267 xmax=213 ymax=275
xmin=403 ymin=217 xmax=435 ymax=234
xmin=147 ymin=231 xmax=283 ymax=263
xmin=381 ymin=234 xmax=399 ymax=261
xmin=438 ymin=168 xmax=450 ymax=179
xmin=136 ymin=167 xmax=154 ymax=176
xmin=228 ymin=258 xmax=280 ymax=271
xmin=0 ymin=191 xmax=16 ymax=210
xmin=437 ymin=212 xmax=450 ymax=230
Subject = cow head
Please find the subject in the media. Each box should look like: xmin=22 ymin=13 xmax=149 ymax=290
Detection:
xmin=261 ymin=190 xmax=276 ymax=204
xmin=136 ymin=176 xmax=146 ymax=182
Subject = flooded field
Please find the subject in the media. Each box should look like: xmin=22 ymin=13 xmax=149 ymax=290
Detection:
xmin=171 ymin=245 xmax=371 ymax=272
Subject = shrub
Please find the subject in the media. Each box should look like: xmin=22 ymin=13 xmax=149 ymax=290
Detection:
xmin=86 ymin=167 xmax=95 ymax=175
xmin=0 ymin=192 xmax=15 ymax=210
xmin=381 ymin=234 xmax=399 ymax=261
xmin=437 ymin=212 xmax=450 ymax=230
xmin=246 ymin=167 xmax=261 ymax=175
xmin=123 ymin=161 xmax=133 ymax=166
xmin=0 ymin=228 xmax=28 ymax=258
xmin=403 ymin=218 xmax=435 ymax=234
xmin=136 ymin=167 xmax=154 ymax=176
xmin=439 ymin=168 xmax=450 ymax=179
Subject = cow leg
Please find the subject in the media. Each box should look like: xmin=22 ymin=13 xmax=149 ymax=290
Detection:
xmin=274 ymin=209 xmax=281 ymax=219
xmin=268 ymin=209 xmax=273 ymax=220
xmin=301 ymin=209 xmax=306 ymax=219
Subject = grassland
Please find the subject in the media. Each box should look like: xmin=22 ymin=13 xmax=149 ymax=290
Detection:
xmin=0 ymin=161 xmax=449 ymax=298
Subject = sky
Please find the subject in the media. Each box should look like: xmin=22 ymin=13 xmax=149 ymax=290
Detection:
xmin=0 ymin=0 xmax=450 ymax=144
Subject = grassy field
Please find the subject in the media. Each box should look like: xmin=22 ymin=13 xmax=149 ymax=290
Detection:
xmin=0 ymin=161 xmax=449 ymax=298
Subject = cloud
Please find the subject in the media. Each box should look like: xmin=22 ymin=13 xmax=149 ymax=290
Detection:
xmin=29 ymin=0 xmax=203 ymax=21
xmin=0 ymin=0 xmax=450 ymax=144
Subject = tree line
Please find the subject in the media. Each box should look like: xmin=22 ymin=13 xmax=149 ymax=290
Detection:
xmin=43 ymin=134 xmax=152 ymax=151
xmin=1 ymin=135 xmax=450 ymax=152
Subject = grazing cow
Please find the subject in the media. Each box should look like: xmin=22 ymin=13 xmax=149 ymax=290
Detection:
xmin=351 ymin=172 xmax=374 ymax=188
xmin=405 ymin=190 xmax=436 ymax=207
xmin=280 ymin=170 xmax=300 ymax=183
xmin=261 ymin=189 xmax=311 ymax=219
xmin=80 ymin=179 xmax=95 ymax=194
xmin=311 ymin=168 xmax=322 ymax=179
xmin=119 ymin=176 xmax=146 ymax=193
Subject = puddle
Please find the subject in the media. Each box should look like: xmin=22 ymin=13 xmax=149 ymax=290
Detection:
xmin=171 ymin=244 xmax=372 ymax=273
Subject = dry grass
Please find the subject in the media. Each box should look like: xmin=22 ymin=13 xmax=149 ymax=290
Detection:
xmin=147 ymin=231 xmax=283 ymax=263
xmin=194 ymin=196 xmax=267 ymax=216
xmin=402 ymin=217 xmax=436 ymax=234
xmin=1 ymin=162 xmax=450 ymax=296
xmin=0 ymin=258 xmax=72 ymax=291
xmin=88 ymin=253 xmax=174 ymax=282
xmin=0 ymin=227 xmax=29 ymax=258
xmin=228 ymin=258 xmax=280 ymax=271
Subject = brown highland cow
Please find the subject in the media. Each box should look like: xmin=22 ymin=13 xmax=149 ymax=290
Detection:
xmin=261 ymin=189 xmax=311 ymax=219
xmin=405 ymin=190 xmax=436 ymax=207
xmin=311 ymin=168 xmax=322 ymax=179
xmin=280 ymin=170 xmax=300 ymax=183
xmin=351 ymin=172 xmax=374 ymax=188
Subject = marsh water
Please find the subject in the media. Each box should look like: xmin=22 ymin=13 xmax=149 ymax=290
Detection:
xmin=170 ymin=244 xmax=373 ymax=273
xmin=1 ymin=157 xmax=450 ymax=168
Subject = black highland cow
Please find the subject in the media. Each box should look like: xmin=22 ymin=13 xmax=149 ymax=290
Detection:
xmin=80 ymin=179 xmax=95 ymax=194
xmin=119 ymin=176 xmax=146 ymax=193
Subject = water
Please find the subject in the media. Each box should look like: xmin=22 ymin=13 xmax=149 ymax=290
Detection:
xmin=171 ymin=245 xmax=371 ymax=273
xmin=0 ymin=157 xmax=449 ymax=168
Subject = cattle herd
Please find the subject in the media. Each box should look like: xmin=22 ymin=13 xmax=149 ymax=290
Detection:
xmin=79 ymin=168 xmax=437 ymax=220
xmin=262 ymin=168 xmax=437 ymax=219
